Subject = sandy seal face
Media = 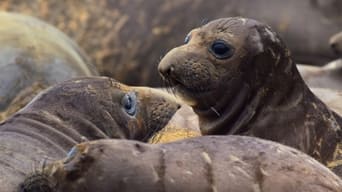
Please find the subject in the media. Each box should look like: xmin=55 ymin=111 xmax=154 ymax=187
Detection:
xmin=23 ymin=77 xmax=180 ymax=142
xmin=0 ymin=77 xmax=180 ymax=191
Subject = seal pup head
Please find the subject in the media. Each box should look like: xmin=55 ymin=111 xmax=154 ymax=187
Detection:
xmin=158 ymin=17 xmax=304 ymax=135
xmin=20 ymin=76 xmax=180 ymax=142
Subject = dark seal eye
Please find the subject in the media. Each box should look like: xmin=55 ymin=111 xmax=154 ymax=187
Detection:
xmin=184 ymin=33 xmax=191 ymax=44
xmin=209 ymin=40 xmax=234 ymax=59
xmin=121 ymin=92 xmax=137 ymax=116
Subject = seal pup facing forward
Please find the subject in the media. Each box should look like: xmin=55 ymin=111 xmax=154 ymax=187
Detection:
xmin=0 ymin=76 xmax=179 ymax=191
xmin=158 ymin=17 xmax=342 ymax=174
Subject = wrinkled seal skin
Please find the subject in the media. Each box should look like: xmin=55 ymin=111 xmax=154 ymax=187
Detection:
xmin=0 ymin=76 xmax=179 ymax=191
xmin=22 ymin=136 xmax=342 ymax=192
xmin=0 ymin=12 xmax=98 ymax=122
xmin=0 ymin=0 xmax=341 ymax=86
xmin=159 ymin=17 xmax=342 ymax=175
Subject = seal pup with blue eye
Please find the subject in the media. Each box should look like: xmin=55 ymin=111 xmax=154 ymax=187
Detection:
xmin=0 ymin=76 xmax=180 ymax=191
xmin=158 ymin=17 xmax=342 ymax=176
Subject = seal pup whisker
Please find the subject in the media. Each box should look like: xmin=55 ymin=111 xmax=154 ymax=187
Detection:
xmin=210 ymin=107 xmax=221 ymax=117
xmin=200 ymin=18 xmax=209 ymax=26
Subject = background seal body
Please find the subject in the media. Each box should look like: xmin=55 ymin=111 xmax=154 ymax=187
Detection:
xmin=22 ymin=136 xmax=342 ymax=192
xmin=0 ymin=1 xmax=341 ymax=86
xmin=0 ymin=12 xmax=98 ymax=122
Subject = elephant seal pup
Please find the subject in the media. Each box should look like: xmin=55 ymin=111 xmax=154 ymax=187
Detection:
xmin=21 ymin=136 xmax=342 ymax=192
xmin=0 ymin=76 xmax=179 ymax=191
xmin=158 ymin=18 xmax=342 ymax=172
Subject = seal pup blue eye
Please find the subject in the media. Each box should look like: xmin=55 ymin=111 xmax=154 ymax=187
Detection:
xmin=64 ymin=146 xmax=78 ymax=163
xmin=184 ymin=33 xmax=191 ymax=44
xmin=209 ymin=40 xmax=234 ymax=59
xmin=121 ymin=92 xmax=137 ymax=116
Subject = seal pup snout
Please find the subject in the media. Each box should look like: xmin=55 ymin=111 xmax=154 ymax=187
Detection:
xmin=129 ymin=86 xmax=181 ymax=141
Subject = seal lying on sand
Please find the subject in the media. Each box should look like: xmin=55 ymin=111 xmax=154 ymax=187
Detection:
xmin=158 ymin=17 xmax=342 ymax=175
xmin=0 ymin=76 xmax=179 ymax=191
xmin=21 ymin=136 xmax=342 ymax=192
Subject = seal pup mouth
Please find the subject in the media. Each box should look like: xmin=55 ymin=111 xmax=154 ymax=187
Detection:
xmin=159 ymin=62 xmax=217 ymax=108
xmin=161 ymin=76 xmax=211 ymax=107
xmin=129 ymin=86 xmax=181 ymax=141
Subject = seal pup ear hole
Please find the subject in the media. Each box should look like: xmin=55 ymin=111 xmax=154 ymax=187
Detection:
xmin=208 ymin=39 xmax=235 ymax=59
xmin=121 ymin=92 xmax=138 ymax=116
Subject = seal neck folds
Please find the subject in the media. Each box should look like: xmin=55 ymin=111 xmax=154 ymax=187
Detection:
xmin=197 ymin=54 xmax=306 ymax=136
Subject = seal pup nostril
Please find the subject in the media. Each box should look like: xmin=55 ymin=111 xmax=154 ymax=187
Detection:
xmin=159 ymin=63 xmax=175 ymax=78
xmin=165 ymin=65 xmax=174 ymax=77
xmin=176 ymin=104 xmax=181 ymax=109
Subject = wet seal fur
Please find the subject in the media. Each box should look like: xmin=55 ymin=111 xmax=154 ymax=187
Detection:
xmin=21 ymin=136 xmax=342 ymax=192
xmin=0 ymin=76 xmax=179 ymax=191
xmin=159 ymin=17 xmax=342 ymax=175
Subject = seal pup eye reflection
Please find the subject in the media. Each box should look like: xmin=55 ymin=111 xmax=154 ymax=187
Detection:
xmin=121 ymin=92 xmax=137 ymax=116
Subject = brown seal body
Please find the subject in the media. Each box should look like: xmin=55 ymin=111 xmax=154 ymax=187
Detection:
xmin=159 ymin=17 xmax=342 ymax=175
xmin=0 ymin=77 xmax=179 ymax=191
xmin=0 ymin=12 xmax=98 ymax=122
xmin=0 ymin=1 xmax=341 ymax=86
xmin=22 ymin=136 xmax=342 ymax=192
